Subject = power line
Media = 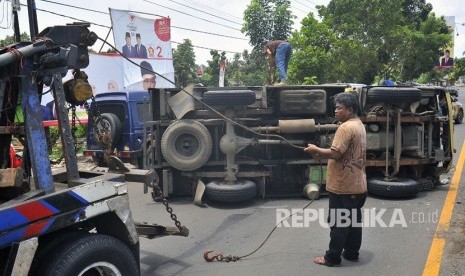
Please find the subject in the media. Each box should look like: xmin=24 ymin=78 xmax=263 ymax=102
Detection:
xmin=291 ymin=5 xmax=307 ymax=14
xmin=30 ymin=3 xmax=247 ymax=41
xmin=38 ymin=0 xmax=108 ymax=15
xmin=27 ymin=5 xmax=246 ymax=55
xmin=173 ymin=25 xmax=247 ymax=40
xmin=162 ymin=0 xmax=242 ymax=26
xmin=172 ymin=40 xmax=242 ymax=54
xmin=293 ymin=0 xmax=315 ymax=10
xmin=142 ymin=0 xmax=242 ymax=32
xmin=179 ymin=0 xmax=244 ymax=22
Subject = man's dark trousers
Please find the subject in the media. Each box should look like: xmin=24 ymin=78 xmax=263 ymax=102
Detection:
xmin=325 ymin=192 xmax=367 ymax=264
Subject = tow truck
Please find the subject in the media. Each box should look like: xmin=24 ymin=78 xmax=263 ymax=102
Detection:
xmin=0 ymin=18 xmax=187 ymax=276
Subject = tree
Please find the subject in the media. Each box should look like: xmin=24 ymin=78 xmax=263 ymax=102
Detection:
xmin=200 ymin=50 xmax=226 ymax=86
xmin=241 ymin=0 xmax=294 ymax=85
xmin=242 ymin=0 xmax=294 ymax=50
xmin=0 ymin=32 xmax=30 ymax=47
xmin=288 ymin=14 xmax=333 ymax=84
xmin=240 ymin=49 xmax=267 ymax=85
xmin=317 ymin=0 xmax=451 ymax=83
xmin=172 ymin=39 xmax=197 ymax=87
xmin=226 ymin=53 xmax=245 ymax=86
xmin=451 ymin=57 xmax=465 ymax=83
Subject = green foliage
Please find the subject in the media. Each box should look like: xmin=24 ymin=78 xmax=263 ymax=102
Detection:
xmin=74 ymin=124 xmax=87 ymax=138
xmin=296 ymin=0 xmax=453 ymax=84
xmin=452 ymin=57 xmax=465 ymax=82
xmin=288 ymin=15 xmax=333 ymax=84
xmin=239 ymin=50 xmax=267 ymax=85
xmin=0 ymin=32 xmax=29 ymax=47
xmin=173 ymin=39 xmax=198 ymax=87
xmin=242 ymin=0 xmax=294 ymax=50
xmin=200 ymin=50 xmax=227 ymax=86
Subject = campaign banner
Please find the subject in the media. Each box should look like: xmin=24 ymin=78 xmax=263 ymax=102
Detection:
xmin=109 ymin=8 xmax=175 ymax=89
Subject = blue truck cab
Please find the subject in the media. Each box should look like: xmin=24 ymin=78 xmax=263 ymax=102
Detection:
xmin=84 ymin=91 xmax=151 ymax=166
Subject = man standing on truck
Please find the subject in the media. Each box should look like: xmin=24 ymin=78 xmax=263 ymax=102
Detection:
xmin=304 ymin=92 xmax=367 ymax=267
xmin=263 ymin=40 xmax=292 ymax=85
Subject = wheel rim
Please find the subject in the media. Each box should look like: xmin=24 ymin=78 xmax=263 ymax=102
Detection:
xmin=78 ymin=261 xmax=122 ymax=276
xmin=96 ymin=119 xmax=111 ymax=134
xmin=174 ymin=133 xmax=200 ymax=157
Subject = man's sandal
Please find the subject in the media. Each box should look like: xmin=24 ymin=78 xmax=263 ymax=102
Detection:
xmin=313 ymin=256 xmax=341 ymax=267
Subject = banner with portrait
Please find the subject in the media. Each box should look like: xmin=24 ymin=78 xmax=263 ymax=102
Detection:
xmin=109 ymin=8 xmax=175 ymax=90
xmin=434 ymin=16 xmax=455 ymax=70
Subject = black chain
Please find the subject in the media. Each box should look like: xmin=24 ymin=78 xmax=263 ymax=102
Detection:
xmin=83 ymin=96 xmax=110 ymax=146
xmin=70 ymin=105 xmax=80 ymax=153
xmin=153 ymin=184 xmax=183 ymax=232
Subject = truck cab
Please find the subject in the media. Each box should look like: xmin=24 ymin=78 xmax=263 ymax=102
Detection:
xmin=84 ymin=91 xmax=151 ymax=166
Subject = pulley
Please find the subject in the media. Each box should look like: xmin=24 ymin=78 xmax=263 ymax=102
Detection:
xmin=64 ymin=69 xmax=93 ymax=105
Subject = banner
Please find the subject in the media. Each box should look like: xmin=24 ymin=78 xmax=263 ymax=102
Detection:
xmin=109 ymin=8 xmax=175 ymax=90
xmin=434 ymin=16 xmax=455 ymax=69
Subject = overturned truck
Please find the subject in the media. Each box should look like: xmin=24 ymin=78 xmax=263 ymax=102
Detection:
xmin=89 ymin=84 xmax=455 ymax=202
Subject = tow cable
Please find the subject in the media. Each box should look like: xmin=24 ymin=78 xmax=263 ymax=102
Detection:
xmin=203 ymin=197 xmax=316 ymax=262
xmin=203 ymin=155 xmax=322 ymax=263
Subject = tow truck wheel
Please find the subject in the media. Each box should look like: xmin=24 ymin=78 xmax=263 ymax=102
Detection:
xmin=205 ymin=180 xmax=257 ymax=202
xmin=161 ymin=120 xmax=212 ymax=171
xmin=38 ymin=233 xmax=139 ymax=276
xmin=367 ymin=177 xmax=419 ymax=198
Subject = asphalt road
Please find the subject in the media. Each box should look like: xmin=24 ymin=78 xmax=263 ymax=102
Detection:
xmin=127 ymin=86 xmax=465 ymax=276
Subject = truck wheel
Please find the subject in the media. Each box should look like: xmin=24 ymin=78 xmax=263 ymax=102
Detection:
xmin=202 ymin=90 xmax=256 ymax=106
xmin=367 ymin=177 xmax=419 ymax=198
xmin=30 ymin=231 xmax=87 ymax=275
xmin=455 ymin=109 xmax=463 ymax=124
xmin=94 ymin=113 xmax=122 ymax=145
xmin=38 ymin=233 xmax=139 ymax=276
xmin=205 ymin=180 xmax=257 ymax=202
xmin=367 ymin=87 xmax=421 ymax=104
xmin=161 ymin=120 xmax=212 ymax=171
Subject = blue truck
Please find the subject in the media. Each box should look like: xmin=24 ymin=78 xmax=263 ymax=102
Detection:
xmin=84 ymin=91 xmax=151 ymax=167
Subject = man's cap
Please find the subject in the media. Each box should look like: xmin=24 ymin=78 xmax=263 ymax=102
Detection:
xmin=136 ymin=33 xmax=141 ymax=38
xmin=125 ymin=32 xmax=130 ymax=38
xmin=140 ymin=61 xmax=154 ymax=77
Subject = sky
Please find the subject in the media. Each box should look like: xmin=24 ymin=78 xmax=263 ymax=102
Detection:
xmin=0 ymin=0 xmax=464 ymax=65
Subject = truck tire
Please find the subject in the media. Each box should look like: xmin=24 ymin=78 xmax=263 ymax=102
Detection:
xmin=94 ymin=113 xmax=122 ymax=145
xmin=205 ymin=180 xmax=257 ymax=202
xmin=30 ymin=230 xmax=87 ymax=275
xmin=455 ymin=109 xmax=463 ymax=124
xmin=202 ymin=90 xmax=256 ymax=106
xmin=367 ymin=177 xmax=419 ymax=198
xmin=367 ymin=87 xmax=421 ymax=104
xmin=161 ymin=120 xmax=212 ymax=171
xmin=38 ymin=233 xmax=139 ymax=276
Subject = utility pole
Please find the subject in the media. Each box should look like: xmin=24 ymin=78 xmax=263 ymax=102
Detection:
xmin=11 ymin=0 xmax=21 ymax=42
xmin=27 ymin=0 xmax=39 ymax=39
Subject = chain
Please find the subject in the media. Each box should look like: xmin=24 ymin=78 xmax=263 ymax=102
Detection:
xmin=83 ymin=96 xmax=110 ymax=147
xmin=153 ymin=184 xmax=184 ymax=232
xmin=70 ymin=105 xmax=80 ymax=153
